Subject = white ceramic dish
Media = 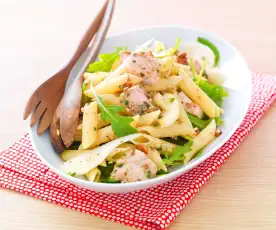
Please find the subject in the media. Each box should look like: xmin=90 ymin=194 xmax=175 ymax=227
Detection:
xmin=30 ymin=25 xmax=251 ymax=193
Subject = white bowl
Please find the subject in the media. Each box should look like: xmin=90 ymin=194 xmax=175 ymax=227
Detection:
xmin=30 ymin=25 xmax=251 ymax=193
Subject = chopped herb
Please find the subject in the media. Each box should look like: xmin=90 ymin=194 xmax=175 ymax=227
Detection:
xmin=162 ymin=141 xmax=193 ymax=166
xmin=93 ymin=127 xmax=96 ymax=131
xmin=87 ymin=47 xmax=127 ymax=73
xmin=156 ymin=146 xmax=163 ymax=152
xmin=117 ymin=163 xmax=124 ymax=168
xmin=146 ymin=171 xmax=152 ymax=178
xmin=158 ymin=115 xmax=163 ymax=119
xmin=124 ymin=100 xmax=129 ymax=106
xmin=169 ymin=98 xmax=175 ymax=103
xmin=197 ymin=37 xmax=220 ymax=67
xmin=152 ymin=123 xmax=159 ymax=127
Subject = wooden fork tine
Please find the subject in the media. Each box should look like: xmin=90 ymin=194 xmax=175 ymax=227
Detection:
xmin=23 ymin=91 xmax=40 ymax=120
xmin=30 ymin=101 xmax=47 ymax=127
xmin=37 ymin=109 xmax=52 ymax=135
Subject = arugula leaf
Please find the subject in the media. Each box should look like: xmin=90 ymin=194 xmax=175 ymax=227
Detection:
xmin=87 ymin=46 xmax=127 ymax=73
xmin=100 ymin=177 xmax=120 ymax=183
xmin=98 ymin=163 xmax=115 ymax=178
xmin=162 ymin=141 xmax=193 ymax=166
xmin=192 ymin=148 xmax=205 ymax=160
xmin=156 ymin=170 xmax=169 ymax=176
xmin=198 ymin=80 xmax=228 ymax=107
xmin=197 ymin=37 xmax=220 ymax=67
xmin=98 ymin=97 xmax=138 ymax=137
xmin=155 ymin=38 xmax=181 ymax=58
xmin=161 ymin=137 xmax=188 ymax=146
xmin=187 ymin=113 xmax=223 ymax=130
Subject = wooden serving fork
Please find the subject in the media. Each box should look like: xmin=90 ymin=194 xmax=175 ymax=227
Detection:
xmin=51 ymin=0 xmax=116 ymax=152
xmin=23 ymin=0 xmax=110 ymax=135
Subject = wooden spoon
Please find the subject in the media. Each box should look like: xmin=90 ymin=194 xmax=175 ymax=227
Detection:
xmin=23 ymin=0 xmax=109 ymax=135
xmin=57 ymin=0 xmax=116 ymax=148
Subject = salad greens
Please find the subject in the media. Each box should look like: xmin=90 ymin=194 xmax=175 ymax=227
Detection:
xmin=162 ymin=141 xmax=193 ymax=166
xmin=187 ymin=113 xmax=223 ymax=130
xmin=155 ymin=38 xmax=181 ymax=58
xmin=87 ymin=46 xmax=127 ymax=73
xmin=197 ymin=37 xmax=220 ymax=67
xmin=98 ymin=97 xmax=138 ymax=137
xmin=198 ymin=80 xmax=228 ymax=107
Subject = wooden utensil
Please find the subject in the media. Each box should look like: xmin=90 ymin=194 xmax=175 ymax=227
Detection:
xmin=58 ymin=0 xmax=116 ymax=148
xmin=23 ymin=0 xmax=109 ymax=135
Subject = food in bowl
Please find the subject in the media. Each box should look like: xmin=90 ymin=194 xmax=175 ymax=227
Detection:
xmin=59 ymin=37 xmax=228 ymax=183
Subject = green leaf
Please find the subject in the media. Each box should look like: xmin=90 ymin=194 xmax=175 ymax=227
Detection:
xmin=97 ymin=97 xmax=138 ymax=137
xmin=155 ymin=38 xmax=181 ymax=58
xmin=156 ymin=170 xmax=169 ymax=176
xmin=198 ymin=80 xmax=228 ymax=107
xmin=68 ymin=172 xmax=76 ymax=177
xmin=161 ymin=137 xmax=188 ymax=146
xmin=192 ymin=148 xmax=204 ymax=160
xmin=197 ymin=37 xmax=220 ymax=67
xmin=100 ymin=177 xmax=120 ymax=183
xmin=162 ymin=141 xmax=193 ymax=166
xmin=87 ymin=46 xmax=127 ymax=73
xmin=187 ymin=113 xmax=223 ymax=130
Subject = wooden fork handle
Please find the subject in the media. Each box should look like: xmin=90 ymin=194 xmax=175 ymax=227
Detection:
xmin=60 ymin=0 xmax=116 ymax=148
xmin=65 ymin=0 xmax=109 ymax=71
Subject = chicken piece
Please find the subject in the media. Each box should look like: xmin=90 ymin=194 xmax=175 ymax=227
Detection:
xmin=123 ymin=51 xmax=159 ymax=85
xmin=178 ymin=92 xmax=204 ymax=118
xmin=111 ymin=149 xmax=158 ymax=183
xmin=124 ymin=85 xmax=151 ymax=115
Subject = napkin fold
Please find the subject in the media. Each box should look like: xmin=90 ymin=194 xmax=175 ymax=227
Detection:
xmin=1 ymin=73 xmax=276 ymax=230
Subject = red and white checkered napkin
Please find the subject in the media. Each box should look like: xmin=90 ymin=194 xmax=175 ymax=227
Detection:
xmin=1 ymin=73 xmax=276 ymax=230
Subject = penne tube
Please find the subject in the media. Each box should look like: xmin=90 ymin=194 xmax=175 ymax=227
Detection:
xmin=82 ymin=102 xmax=98 ymax=149
xmin=184 ymin=119 xmax=216 ymax=163
xmin=85 ymin=167 xmax=101 ymax=182
xmin=158 ymin=93 xmax=179 ymax=127
xmin=147 ymin=148 xmax=167 ymax=172
xmin=84 ymin=73 xmax=143 ymax=97
xmin=175 ymin=94 xmax=195 ymax=135
xmin=138 ymin=122 xmax=194 ymax=138
xmin=136 ymin=110 xmax=161 ymax=127
xmin=179 ymin=74 xmax=223 ymax=118
xmin=171 ymin=62 xmax=191 ymax=76
xmin=83 ymin=72 xmax=108 ymax=86
xmin=144 ymin=76 xmax=182 ymax=92
xmin=153 ymin=93 xmax=167 ymax=110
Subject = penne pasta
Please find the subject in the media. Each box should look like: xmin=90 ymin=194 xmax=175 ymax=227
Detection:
xmin=85 ymin=167 xmax=101 ymax=182
xmin=136 ymin=110 xmax=161 ymax=127
xmin=130 ymin=134 xmax=176 ymax=153
xmin=179 ymin=74 xmax=223 ymax=118
xmin=175 ymin=94 xmax=194 ymax=134
xmin=84 ymin=73 xmax=143 ymax=97
xmin=153 ymin=93 xmax=167 ymax=110
xmin=138 ymin=122 xmax=194 ymax=138
xmin=147 ymin=148 xmax=167 ymax=172
xmin=158 ymin=56 xmax=174 ymax=78
xmin=144 ymin=76 xmax=182 ymax=92
xmin=83 ymin=72 xmax=108 ymax=86
xmin=184 ymin=119 xmax=216 ymax=163
xmin=171 ymin=62 xmax=191 ymax=76
xmin=158 ymin=93 xmax=179 ymax=127
xmin=82 ymin=102 xmax=98 ymax=149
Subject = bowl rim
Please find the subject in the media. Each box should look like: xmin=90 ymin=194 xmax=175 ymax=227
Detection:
xmin=29 ymin=24 xmax=252 ymax=190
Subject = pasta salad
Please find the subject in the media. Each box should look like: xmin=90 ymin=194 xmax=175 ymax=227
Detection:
xmin=60 ymin=37 xmax=228 ymax=183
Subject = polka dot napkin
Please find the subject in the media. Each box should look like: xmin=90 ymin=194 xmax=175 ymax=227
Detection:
xmin=1 ymin=73 xmax=276 ymax=230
